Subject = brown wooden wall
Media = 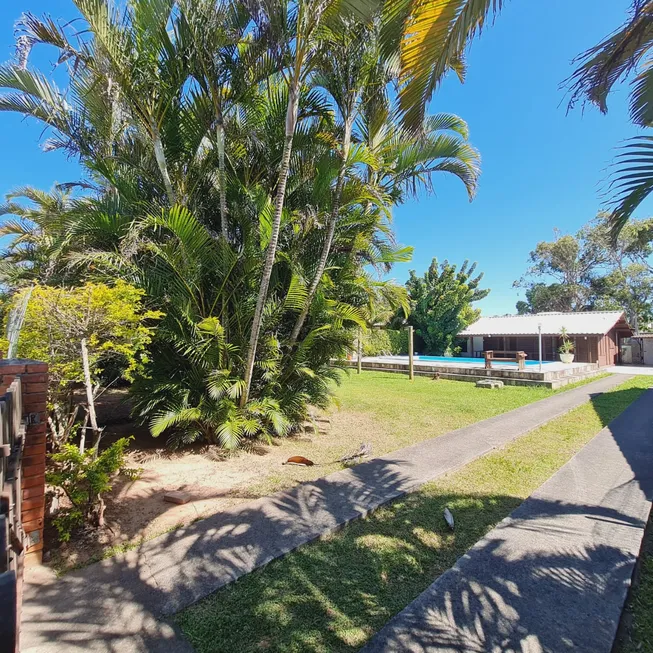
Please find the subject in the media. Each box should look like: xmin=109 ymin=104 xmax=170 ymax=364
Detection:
xmin=482 ymin=335 xmax=556 ymax=363
xmin=572 ymin=335 xmax=594 ymax=364
xmin=480 ymin=330 xmax=624 ymax=366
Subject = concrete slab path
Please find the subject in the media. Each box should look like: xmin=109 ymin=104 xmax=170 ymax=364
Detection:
xmin=21 ymin=374 xmax=628 ymax=653
xmin=361 ymin=386 xmax=653 ymax=653
xmin=606 ymin=364 xmax=653 ymax=376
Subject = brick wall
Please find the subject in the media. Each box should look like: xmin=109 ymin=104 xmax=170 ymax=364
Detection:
xmin=0 ymin=359 xmax=48 ymax=566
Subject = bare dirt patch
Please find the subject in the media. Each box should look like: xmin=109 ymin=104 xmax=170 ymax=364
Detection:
xmin=47 ymin=391 xmax=388 ymax=571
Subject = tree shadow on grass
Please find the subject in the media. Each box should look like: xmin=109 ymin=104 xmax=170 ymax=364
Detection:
xmin=175 ymin=492 xmax=648 ymax=653
xmin=21 ymin=384 xmax=653 ymax=653
xmin=175 ymin=384 xmax=653 ymax=653
xmin=21 ymin=458 xmax=411 ymax=652
xmin=588 ymin=386 xmax=649 ymax=427
xmin=46 ymin=376 xmax=634 ymax=573
xmin=355 ymin=385 xmax=653 ymax=653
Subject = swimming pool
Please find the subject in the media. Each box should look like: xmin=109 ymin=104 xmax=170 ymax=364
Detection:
xmin=415 ymin=355 xmax=546 ymax=367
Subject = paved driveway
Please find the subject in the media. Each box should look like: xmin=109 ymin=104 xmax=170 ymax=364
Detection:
xmin=607 ymin=365 xmax=653 ymax=375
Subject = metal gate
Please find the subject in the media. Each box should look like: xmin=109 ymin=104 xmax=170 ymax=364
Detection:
xmin=0 ymin=379 xmax=26 ymax=653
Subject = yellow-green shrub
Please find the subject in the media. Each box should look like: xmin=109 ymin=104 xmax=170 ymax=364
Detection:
xmin=46 ymin=437 xmax=137 ymax=541
xmin=11 ymin=281 xmax=161 ymax=449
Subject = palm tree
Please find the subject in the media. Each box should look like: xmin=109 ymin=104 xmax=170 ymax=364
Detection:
xmin=8 ymin=3 xmax=187 ymax=204
xmin=384 ymin=0 xmax=653 ymax=235
xmin=287 ymin=19 xmax=480 ymax=346
xmin=239 ymin=0 xmax=345 ymax=407
xmin=0 ymin=187 xmax=73 ymax=285
xmin=0 ymin=0 xmax=483 ymax=449
xmin=287 ymin=18 xmax=376 ymax=346
xmin=179 ymin=0 xmax=255 ymax=240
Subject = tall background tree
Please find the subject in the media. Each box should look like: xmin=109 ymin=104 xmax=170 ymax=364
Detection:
xmin=403 ymin=257 xmax=489 ymax=354
xmin=514 ymin=227 xmax=607 ymax=312
xmin=515 ymin=214 xmax=653 ymax=330
xmin=515 ymin=283 xmax=576 ymax=315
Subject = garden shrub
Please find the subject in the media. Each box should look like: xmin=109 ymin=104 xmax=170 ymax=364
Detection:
xmin=387 ymin=329 xmax=409 ymax=355
xmin=362 ymin=329 xmax=408 ymax=356
xmin=10 ymin=282 xmax=160 ymax=451
xmin=46 ymin=437 xmax=137 ymax=542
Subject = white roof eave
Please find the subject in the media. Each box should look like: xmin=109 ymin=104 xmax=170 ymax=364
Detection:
xmin=460 ymin=311 xmax=627 ymax=337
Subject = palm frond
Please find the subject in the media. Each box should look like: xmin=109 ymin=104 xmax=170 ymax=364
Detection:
xmin=605 ymin=135 xmax=653 ymax=237
xmin=630 ymin=58 xmax=653 ymax=127
xmin=284 ymin=274 xmax=309 ymax=311
xmin=150 ymin=406 xmax=202 ymax=437
xmin=389 ymin=0 xmax=505 ymax=129
xmin=566 ymin=1 xmax=653 ymax=123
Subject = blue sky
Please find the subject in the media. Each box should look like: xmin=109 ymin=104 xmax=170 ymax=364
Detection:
xmin=1 ymin=0 xmax=651 ymax=315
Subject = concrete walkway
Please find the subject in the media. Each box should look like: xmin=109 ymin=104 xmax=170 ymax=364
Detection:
xmin=361 ymin=386 xmax=653 ymax=653
xmin=606 ymin=364 xmax=653 ymax=376
xmin=21 ymin=374 xmax=628 ymax=653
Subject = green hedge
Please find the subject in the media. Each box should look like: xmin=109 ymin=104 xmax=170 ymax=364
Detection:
xmin=362 ymin=329 xmax=408 ymax=356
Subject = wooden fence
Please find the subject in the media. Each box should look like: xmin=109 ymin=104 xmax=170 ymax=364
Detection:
xmin=0 ymin=379 xmax=26 ymax=653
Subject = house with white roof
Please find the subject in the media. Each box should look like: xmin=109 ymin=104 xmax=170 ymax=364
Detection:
xmin=459 ymin=311 xmax=633 ymax=367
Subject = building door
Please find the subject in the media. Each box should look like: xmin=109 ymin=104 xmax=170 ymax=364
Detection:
xmin=574 ymin=336 xmax=591 ymax=363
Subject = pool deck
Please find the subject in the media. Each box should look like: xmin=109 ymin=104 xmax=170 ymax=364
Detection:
xmin=342 ymin=356 xmax=603 ymax=389
xmin=374 ymin=355 xmax=573 ymax=372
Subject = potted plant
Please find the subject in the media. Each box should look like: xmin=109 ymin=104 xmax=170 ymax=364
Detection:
xmin=559 ymin=327 xmax=575 ymax=363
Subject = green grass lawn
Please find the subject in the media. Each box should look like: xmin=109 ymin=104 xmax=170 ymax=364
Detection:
xmin=177 ymin=375 xmax=652 ymax=653
xmin=235 ymin=371 xmax=609 ymax=501
xmin=615 ymin=510 xmax=653 ymax=653
xmin=331 ymin=370 xmax=608 ymax=449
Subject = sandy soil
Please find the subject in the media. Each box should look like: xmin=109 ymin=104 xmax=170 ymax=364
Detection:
xmin=47 ymin=391 xmax=387 ymax=571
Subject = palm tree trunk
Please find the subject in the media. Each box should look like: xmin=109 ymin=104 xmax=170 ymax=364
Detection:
xmin=288 ymin=117 xmax=353 ymax=346
xmin=216 ymin=116 xmax=229 ymax=240
xmin=151 ymin=122 xmax=176 ymax=205
xmin=240 ymin=84 xmax=300 ymax=407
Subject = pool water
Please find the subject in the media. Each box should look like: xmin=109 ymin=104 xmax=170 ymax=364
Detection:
xmin=415 ymin=355 xmax=546 ymax=367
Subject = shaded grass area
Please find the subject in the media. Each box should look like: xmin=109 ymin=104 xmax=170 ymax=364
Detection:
xmin=615 ymin=508 xmax=653 ymax=653
xmin=177 ymin=375 xmax=652 ymax=653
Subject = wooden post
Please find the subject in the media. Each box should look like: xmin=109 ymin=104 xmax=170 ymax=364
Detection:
xmin=408 ymin=326 xmax=414 ymax=381
xmin=484 ymin=350 xmax=493 ymax=370
xmin=357 ymin=327 xmax=362 ymax=375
